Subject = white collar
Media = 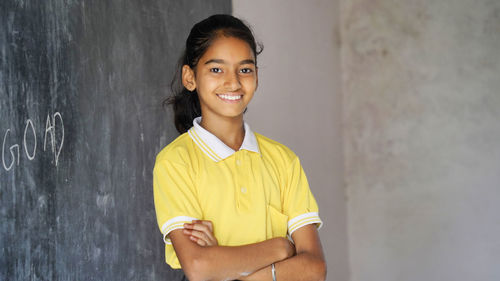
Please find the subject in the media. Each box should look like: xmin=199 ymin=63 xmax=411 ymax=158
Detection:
xmin=187 ymin=117 xmax=260 ymax=162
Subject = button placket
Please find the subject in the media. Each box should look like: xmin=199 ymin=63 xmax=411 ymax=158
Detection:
xmin=235 ymin=151 xmax=251 ymax=210
xmin=238 ymin=154 xmax=246 ymax=194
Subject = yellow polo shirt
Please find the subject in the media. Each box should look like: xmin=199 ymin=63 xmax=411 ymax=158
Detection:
xmin=153 ymin=117 xmax=323 ymax=269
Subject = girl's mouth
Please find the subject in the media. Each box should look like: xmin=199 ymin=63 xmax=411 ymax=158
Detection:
xmin=217 ymin=94 xmax=242 ymax=102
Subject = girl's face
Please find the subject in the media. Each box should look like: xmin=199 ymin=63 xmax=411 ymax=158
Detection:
xmin=183 ymin=36 xmax=258 ymax=121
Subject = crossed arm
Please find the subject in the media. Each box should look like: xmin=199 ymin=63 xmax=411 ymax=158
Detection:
xmin=169 ymin=220 xmax=326 ymax=281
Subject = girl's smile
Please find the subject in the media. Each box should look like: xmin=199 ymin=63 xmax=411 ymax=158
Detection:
xmin=217 ymin=94 xmax=242 ymax=102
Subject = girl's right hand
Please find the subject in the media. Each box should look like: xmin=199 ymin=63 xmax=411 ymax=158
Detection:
xmin=183 ymin=220 xmax=218 ymax=247
xmin=282 ymin=237 xmax=296 ymax=259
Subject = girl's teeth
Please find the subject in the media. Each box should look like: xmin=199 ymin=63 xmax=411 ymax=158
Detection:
xmin=219 ymin=95 xmax=242 ymax=100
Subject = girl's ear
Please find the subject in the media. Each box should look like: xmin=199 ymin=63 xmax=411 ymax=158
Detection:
xmin=182 ymin=65 xmax=196 ymax=91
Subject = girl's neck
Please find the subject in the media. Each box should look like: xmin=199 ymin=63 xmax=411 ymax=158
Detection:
xmin=200 ymin=114 xmax=245 ymax=151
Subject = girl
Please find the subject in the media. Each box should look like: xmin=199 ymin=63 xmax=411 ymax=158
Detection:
xmin=153 ymin=14 xmax=326 ymax=281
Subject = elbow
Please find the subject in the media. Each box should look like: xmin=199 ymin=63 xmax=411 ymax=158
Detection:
xmin=182 ymin=255 xmax=213 ymax=281
xmin=299 ymin=251 xmax=327 ymax=281
xmin=317 ymin=259 xmax=327 ymax=281
xmin=309 ymin=256 xmax=327 ymax=281
xmin=314 ymin=258 xmax=327 ymax=281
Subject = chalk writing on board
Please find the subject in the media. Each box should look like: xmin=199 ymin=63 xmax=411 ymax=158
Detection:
xmin=43 ymin=112 xmax=64 ymax=166
xmin=24 ymin=119 xmax=37 ymax=161
xmin=2 ymin=112 xmax=64 ymax=172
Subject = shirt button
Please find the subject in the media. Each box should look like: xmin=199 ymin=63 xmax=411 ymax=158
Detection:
xmin=241 ymin=187 xmax=247 ymax=193
xmin=236 ymin=159 xmax=241 ymax=166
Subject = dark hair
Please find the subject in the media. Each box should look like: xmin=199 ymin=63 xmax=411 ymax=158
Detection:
xmin=165 ymin=14 xmax=263 ymax=134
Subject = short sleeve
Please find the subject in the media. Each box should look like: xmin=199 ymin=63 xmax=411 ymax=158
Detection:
xmin=153 ymin=159 xmax=203 ymax=245
xmin=282 ymin=156 xmax=323 ymax=236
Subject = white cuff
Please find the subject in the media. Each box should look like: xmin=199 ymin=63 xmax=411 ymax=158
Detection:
xmin=161 ymin=216 xmax=199 ymax=244
xmin=287 ymin=212 xmax=323 ymax=236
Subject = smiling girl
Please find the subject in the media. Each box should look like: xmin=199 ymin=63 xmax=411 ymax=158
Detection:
xmin=153 ymin=14 xmax=326 ymax=281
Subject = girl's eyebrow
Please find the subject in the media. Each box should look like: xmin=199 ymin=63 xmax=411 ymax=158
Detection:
xmin=204 ymin=59 xmax=256 ymax=65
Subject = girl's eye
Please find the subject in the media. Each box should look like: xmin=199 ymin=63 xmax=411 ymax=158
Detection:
xmin=210 ymin=67 xmax=222 ymax=73
xmin=240 ymin=68 xmax=253 ymax=74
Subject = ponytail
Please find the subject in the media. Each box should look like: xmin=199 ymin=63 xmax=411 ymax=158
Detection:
xmin=164 ymin=54 xmax=201 ymax=134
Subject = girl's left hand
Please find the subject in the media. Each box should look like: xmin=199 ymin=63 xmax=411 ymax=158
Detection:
xmin=183 ymin=220 xmax=218 ymax=247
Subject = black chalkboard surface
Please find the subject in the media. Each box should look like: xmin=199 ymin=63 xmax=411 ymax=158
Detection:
xmin=0 ymin=1 xmax=231 ymax=280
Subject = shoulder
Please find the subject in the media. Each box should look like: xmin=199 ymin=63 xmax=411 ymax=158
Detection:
xmin=155 ymin=132 xmax=194 ymax=166
xmin=255 ymin=133 xmax=299 ymax=164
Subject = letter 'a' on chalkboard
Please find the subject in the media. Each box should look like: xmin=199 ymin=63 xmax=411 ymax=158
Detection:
xmin=0 ymin=1 xmax=230 ymax=280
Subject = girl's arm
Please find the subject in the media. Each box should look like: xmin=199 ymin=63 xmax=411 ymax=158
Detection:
xmin=170 ymin=226 xmax=295 ymax=281
xmin=240 ymin=224 xmax=326 ymax=281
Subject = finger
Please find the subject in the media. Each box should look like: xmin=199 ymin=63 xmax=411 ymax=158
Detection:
xmin=185 ymin=221 xmax=218 ymax=246
xmin=188 ymin=230 xmax=210 ymax=244
xmin=190 ymin=220 xmax=214 ymax=232
xmin=195 ymin=237 xmax=207 ymax=247
xmin=199 ymin=220 xmax=214 ymax=232
xmin=187 ymin=222 xmax=211 ymax=233
xmin=184 ymin=224 xmax=213 ymax=242
xmin=183 ymin=222 xmax=203 ymax=231
xmin=189 ymin=235 xmax=209 ymax=247
xmin=188 ymin=235 xmax=206 ymax=246
xmin=190 ymin=230 xmax=218 ymax=246
xmin=183 ymin=223 xmax=194 ymax=230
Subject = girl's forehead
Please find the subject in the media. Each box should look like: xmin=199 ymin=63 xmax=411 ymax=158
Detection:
xmin=201 ymin=36 xmax=255 ymax=62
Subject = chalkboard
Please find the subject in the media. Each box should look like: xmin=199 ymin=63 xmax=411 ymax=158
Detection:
xmin=0 ymin=1 xmax=231 ymax=280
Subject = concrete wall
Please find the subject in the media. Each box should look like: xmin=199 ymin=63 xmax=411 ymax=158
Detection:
xmin=232 ymin=1 xmax=349 ymax=281
xmin=234 ymin=1 xmax=500 ymax=280
xmin=342 ymin=1 xmax=500 ymax=281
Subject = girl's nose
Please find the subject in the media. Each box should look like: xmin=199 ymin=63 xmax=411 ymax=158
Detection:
xmin=224 ymin=72 xmax=241 ymax=90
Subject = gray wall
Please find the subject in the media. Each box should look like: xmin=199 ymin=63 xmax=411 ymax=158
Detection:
xmin=233 ymin=1 xmax=349 ymax=281
xmin=235 ymin=0 xmax=500 ymax=281
xmin=342 ymin=1 xmax=500 ymax=281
